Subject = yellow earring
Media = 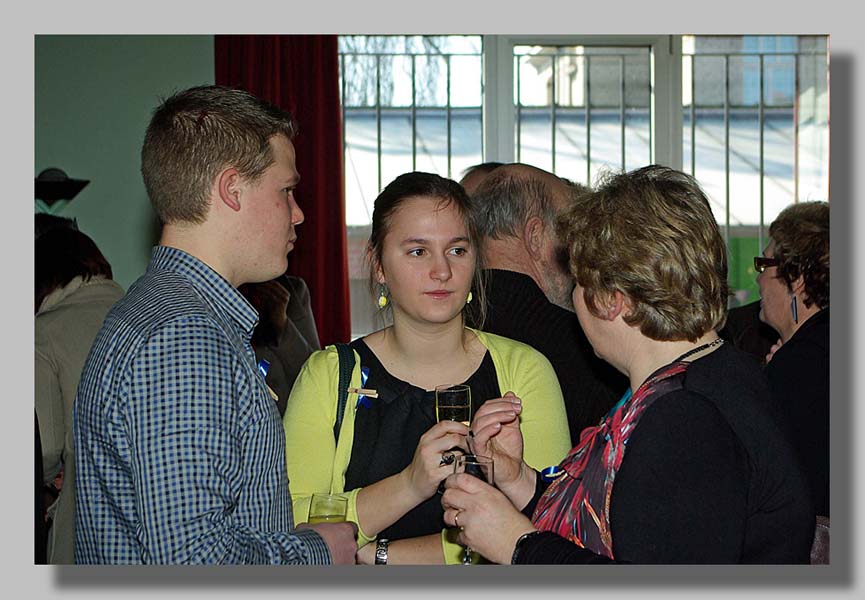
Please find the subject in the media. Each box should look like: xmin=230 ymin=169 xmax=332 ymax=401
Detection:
xmin=378 ymin=285 xmax=389 ymax=309
xmin=466 ymin=291 xmax=473 ymax=304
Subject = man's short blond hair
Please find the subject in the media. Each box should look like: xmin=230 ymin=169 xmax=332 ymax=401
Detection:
xmin=141 ymin=85 xmax=297 ymax=225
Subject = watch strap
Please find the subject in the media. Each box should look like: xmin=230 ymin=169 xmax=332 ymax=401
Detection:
xmin=375 ymin=537 xmax=389 ymax=565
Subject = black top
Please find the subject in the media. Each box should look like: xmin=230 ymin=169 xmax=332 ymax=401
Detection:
xmin=473 ymin=269 xmax=628 ymax=445
xmin=719 ymin=299 xmax=778 ymax=364
xmin=765 ymin=307 xmax=830 ymax=516
xmin=344 ymin=339 xmax=501 ymax=541
xmin=516 ymin=344 xmax=815 ymax=564
xmin=248 ymin=275 xmax=321 ymax=416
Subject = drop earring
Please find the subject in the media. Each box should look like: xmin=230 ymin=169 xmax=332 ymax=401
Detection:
xmin=790 ymin=294 xmax=799 ymax=324
xmin=377 ymin=284 xmax=389 ymax=309
xmin=466 ymin=291 xmax=473 ymax=304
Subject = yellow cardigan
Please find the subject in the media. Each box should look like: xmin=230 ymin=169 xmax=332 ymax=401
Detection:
xmin=282 ymin=328 xmax=571 ymax=564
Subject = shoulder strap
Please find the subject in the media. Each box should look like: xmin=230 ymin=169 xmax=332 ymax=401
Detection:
xmin=333 ymin=343 xmax=356 ymax=443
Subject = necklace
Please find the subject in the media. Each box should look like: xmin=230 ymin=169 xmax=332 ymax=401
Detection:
xmin=672 ymin=337 xmax=724 ymax=363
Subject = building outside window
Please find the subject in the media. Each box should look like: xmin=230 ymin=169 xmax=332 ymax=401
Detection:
xmin=339 ymin=34 xmax=829 ymax=338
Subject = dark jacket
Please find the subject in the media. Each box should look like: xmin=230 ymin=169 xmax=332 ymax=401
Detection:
xmin=472 ymin=269 xmax=627 ymax=445
xmin=719 ymin=299 xmax=778 ymax=364
xmin=241 ymin=275 xmax=321 ymax=416
xmin=517 ymin=344 xmax=815 ymax=564
xmin=765 ymin=307 xmax=830 ymax=516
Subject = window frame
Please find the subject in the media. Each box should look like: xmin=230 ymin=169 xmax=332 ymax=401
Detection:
xmin=481 ymin=34 xmax=683 ymax=170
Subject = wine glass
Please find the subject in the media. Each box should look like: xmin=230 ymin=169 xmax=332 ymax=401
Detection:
xmin=308 ymin=493 xmax=348 ymax=524
xmin=453 ymin=454 xmax=494 ymax=565
xmin=435 ymin=384 xmax=471 ymax=425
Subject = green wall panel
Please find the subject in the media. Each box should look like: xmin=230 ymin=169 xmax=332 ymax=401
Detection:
xmin=728 ymin=235 xmax=762 ymax=307
xmin=35 ymin=35 xmax=214 ymax=289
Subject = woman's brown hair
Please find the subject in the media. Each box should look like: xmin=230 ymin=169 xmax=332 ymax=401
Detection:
xmin=35 ymin=228 xmax=113 ymax=313
xmin=557 ymin=165 xmax=728 ymax=342
xmin=769 ymin=200 xmax=830 ymax=309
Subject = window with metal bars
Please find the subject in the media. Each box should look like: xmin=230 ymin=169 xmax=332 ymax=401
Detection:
xmin=338 ymin=34 xmax=829 ymax=336
xmin=339 ymin=35 xmax=484 ymax=337
xmin=513 ymin=44 xmax=652 ymax=184
xmin=683 ymin=35 xmax=829 ymax=303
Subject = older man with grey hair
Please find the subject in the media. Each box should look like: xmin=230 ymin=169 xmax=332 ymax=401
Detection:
xmin=468 ymin=163 xmax=627 ymax=444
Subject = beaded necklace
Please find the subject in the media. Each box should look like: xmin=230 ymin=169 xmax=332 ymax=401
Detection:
xmin=671 ymin=337 xmax=724 ymax=363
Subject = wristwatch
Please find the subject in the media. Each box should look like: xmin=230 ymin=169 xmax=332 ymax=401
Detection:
xmin=375 ymin=537 xmax=390 ymax=565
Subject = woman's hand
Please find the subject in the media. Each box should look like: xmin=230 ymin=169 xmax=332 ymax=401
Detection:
xmin=468 ymin=392 xmax=532 ymax=501
xmin=441 ymin=471 xmax=537 ymax=565
xmin=765 ymin=338 xmax=783 ymax=364
xmin=400 ymin=419 xmax=470 ymax=504
xmin=356 ymin=541 xmax=375 ymax=565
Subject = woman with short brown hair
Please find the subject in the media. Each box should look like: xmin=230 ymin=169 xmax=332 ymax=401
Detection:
xmin=441 ymin=165 xmax=815 ymax=564
xmin=756 ymin=200 xmax=829 ymax=517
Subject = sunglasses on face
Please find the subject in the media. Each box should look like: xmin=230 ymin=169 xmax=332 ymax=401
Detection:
xmin=754 ymin=256 xmax=780 ymax=273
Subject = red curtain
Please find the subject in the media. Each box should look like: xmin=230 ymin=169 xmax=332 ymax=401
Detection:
xmin=215 ymin=35 xmax=350 ymax=345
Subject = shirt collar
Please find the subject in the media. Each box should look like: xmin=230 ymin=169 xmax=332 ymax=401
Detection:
xmin=148 ymin=245 xmax=259 ymax=338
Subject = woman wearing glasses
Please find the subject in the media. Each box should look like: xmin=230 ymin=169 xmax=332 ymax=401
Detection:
xmin=755 ymin=201 xmax=830 ymax=518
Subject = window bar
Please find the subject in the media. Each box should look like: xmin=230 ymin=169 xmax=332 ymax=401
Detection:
xmin=647 ymin=49 xmax=652 ymax=164
xmin=516 ymin=54 xmax=522 ymax=163
xmin=793 ymin=53 xmax=800 ymax=203
xmin=821 ymin=51 xmax=829 ymax=201
xmin=376 ymin=55 xmax=382 ymax=193
xmin=447 ymin=54 xmax=452 ymax=178
xmin=620 ymin=55 xmax=626 ymax=170
xmin=758 ymin=54 xmax=765 ymax=251
xmin=480 ymin=49 xmax=486 ymax=159
xmin=340 ymin=53 xmax=346 ymax=165
xmin=411 ymin=55 xmax=417 ymax=171
xmin=723 ymin=54 xmax=731 ymax=246
xmin=690 ymin=55 xmax=696 ymax=177
xmin=551 ymin=54 xmax=557 ymax=173
xmin=585 ymin=55 xmax=591 ymax=185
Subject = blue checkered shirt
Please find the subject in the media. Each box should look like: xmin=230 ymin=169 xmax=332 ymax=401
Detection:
xmin=73 ymin=246 xmax=331 ymax=564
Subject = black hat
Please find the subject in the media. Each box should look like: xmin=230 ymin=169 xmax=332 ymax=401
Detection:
xmin=35 ymin=168 xmax=90 ymax=205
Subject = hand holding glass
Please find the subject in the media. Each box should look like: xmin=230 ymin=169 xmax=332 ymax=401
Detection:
xmin=308 ymin=493 xmax=348 ymax=524
xmin=453 ymin=454 xmax=494 ymax=564
xmin=435 ymin=384 xmax=471 ymax=425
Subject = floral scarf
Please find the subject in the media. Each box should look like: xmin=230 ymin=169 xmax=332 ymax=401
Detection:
xmin=531 ymin=360 xmax=691 ymax=559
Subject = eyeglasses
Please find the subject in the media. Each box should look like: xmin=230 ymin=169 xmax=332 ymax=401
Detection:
xmin=753 ymin=256 xmax=780 ymax=273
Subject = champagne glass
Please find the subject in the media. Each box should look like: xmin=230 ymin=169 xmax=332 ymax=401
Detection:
xmin=308 ymin=493 xmax=348 ymax=524
xmin=435 ymin=384 xmax=471 ymax=425
xmin=453 ymin=454 xmax=494 ymax=565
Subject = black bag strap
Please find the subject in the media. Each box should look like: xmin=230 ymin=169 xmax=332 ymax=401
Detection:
xmin=333 ymin=343 xmax=356 ymax=443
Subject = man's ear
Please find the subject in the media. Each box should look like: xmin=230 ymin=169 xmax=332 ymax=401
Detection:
xmin=217 ymin=167 xmax=242 ymax=212
xmin=522 ymin=216 xmax=545 ymax=261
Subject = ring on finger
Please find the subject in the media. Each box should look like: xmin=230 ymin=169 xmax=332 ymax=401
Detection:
xmin=454 ymin=510 xmax=462 ymax=529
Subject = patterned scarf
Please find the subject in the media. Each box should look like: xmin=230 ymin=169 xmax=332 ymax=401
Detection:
xmin=531 ymin=361 xmax=690 ymax=559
